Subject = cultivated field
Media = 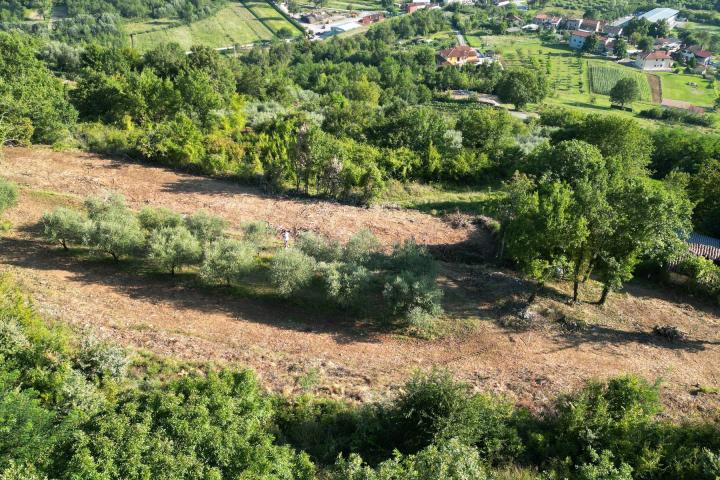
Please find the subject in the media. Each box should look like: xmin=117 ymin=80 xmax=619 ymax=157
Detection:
xmin=295 ymin=0 xmax=384 ymax=10
xmin=127 ymin=1 xmax=298 ymax=52
xmin=1 ymin=147 xmax=719 ymax=415
xmin=588 ymin=63 xmax=652 ymax=101
xmin=243 ymin=0 xmax=303 ymax=35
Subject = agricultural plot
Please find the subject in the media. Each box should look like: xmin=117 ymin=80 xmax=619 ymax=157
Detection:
xmin=468 ymin=35 xmax=664 ymax=118
xmin=588 ymin=64 xmax=652 ymax=101
xmin=295 ymin=0 xmax=384 ymax=11
xmin=127 ymin=2 xmax=297 ymax=52
xmin=242 ymin=0 xmax=303 ymax=35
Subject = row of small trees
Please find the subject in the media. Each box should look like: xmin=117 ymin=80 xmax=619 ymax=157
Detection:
xmin=41 ymin=194 xmax=444 ymax=331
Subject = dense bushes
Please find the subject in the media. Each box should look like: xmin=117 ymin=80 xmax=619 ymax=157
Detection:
xmin=1 ymin=272 xmax=719 ymax=479
xmin=0 ymin=274 xmax=316 ymax=479
xmin=639 ymin=107 xmax=714 ymax=127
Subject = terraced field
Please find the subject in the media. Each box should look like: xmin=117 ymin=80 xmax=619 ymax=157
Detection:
xmin=588 ymin=64 xmax=652 ymax=101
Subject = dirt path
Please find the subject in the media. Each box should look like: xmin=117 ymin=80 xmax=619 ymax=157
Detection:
xmin=647 ymin=73 xmax=662 ymax=104
xmin=1 ymin=147 xmax=719 ymax=414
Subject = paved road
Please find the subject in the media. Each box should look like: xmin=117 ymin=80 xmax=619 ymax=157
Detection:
xmin=454 ymin=30 xmax=467 ymax=45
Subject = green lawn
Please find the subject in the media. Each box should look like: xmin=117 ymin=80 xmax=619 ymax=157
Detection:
xmin=681 ymin=21 xmax=720 ymax=35
xmin=657 ymin=71 xmax=718 ymax=109
xmin=126 ymin=1 xmax=298 ymax=52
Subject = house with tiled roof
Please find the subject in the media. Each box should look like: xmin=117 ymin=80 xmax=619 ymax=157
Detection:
xmin=437 ymin=45 xmax=487 ymax=66
xmin=533 ymin=13 xmax=563 ymax=29
xmin=687 ymin=232 xmax=720 ymax=263
xmin=681 ymin=45 xmax=713 ymax=65
xmin=568 ymin=30 xmax=593 ymax=49
xmin=635 ymin=50 xmax=673 ymax=70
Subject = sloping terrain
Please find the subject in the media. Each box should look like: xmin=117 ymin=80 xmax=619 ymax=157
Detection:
xmin=1 ymin=147 xmax=719 ymax=415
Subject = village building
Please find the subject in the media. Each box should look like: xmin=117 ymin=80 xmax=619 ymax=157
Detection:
xmin=579 ymin=18 xmax=604 ymax=32
xmin=359 ymin=12 xmax=384 ymax=26
xmin=568 ymin=30 xmax=593 ymax=49
xmin=330 ymin=21 xmax=361 ymax=35
xmin=564 ymin=18 xmax=583 ymax=30
xmin=634 ymin=50 xmax=673 ymax=70
xmin=654 ymin=37 xmax=682 ymax=52
xmin=681 ymin=45 xmax=713 ymax=65
xmin=638 ymin=7 xmax=679 ymax=27
xmin=532 ymin=13 xmax=562 ymax=29
xmin=437 ymin=45 xmax=495 ymax=67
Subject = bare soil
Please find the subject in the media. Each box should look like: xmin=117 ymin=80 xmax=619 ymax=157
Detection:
xmin=2 ymin=147 xmax=720 ymax=416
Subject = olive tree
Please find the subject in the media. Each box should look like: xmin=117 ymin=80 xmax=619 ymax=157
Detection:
xmin=200 ymin=238 xmax=257 ymax=285
xmin=185 ymin=210 xmax=226 ymax=245
xmin=148 ymin=225 xmax=202 ymax=275
xmin=84 ymin=194 xmax=144 ymax=261
xmin=41 ymin=207 xmax=88 ymax=249
xmin=269 ymin=248 xmax=315 ymax=297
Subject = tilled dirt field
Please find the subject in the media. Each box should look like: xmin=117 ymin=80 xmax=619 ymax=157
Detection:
xmin=2 ymin=147 xmax=720 ymax=415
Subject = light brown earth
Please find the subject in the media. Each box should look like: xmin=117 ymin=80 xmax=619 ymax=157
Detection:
xmin=2 ymin=146 xmax=720 ymax=416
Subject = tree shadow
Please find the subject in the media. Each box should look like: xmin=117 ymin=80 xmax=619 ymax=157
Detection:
xmin=0 ymin=235 xmax=385 ymax=346
xmin=544 ymin=322 xmax=719 ymax=353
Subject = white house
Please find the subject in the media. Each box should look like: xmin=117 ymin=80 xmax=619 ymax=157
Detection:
xmin=635 ymin=50 xmax=673 ymax=70
xmin=638 ymin=8 xmax=679 ymax=27
xmin=569 ymin=30 xmax=592 ymax=49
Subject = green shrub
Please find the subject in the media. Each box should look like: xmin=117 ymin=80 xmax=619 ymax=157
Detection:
xmin=319 ymin=262 xmax=374 ymax=309
xmin=333 ymin=438 xmax=489 ymax=480
xmin=59 ymin=370 xmax=316 ymax=480
xmin=389 ymin=370 xmax=523 ymax=463
xmin=185 ymin=209 xmax=226 ymax=245
xmin=575 ymin=449 xmax=633 ymax=480
xmin=674 ymin=255 xmax=720 ymax=304
xmin=242 ymin=220 xmax=275 ymax=247
xmin=343 ymin=229 xmax=381 ymax=266
xmin=296 ymin=231 xmax=342 ymax=262
xmin=385 ymin=240 xmax=438 ymax=277
xmin=270 ymin=248 xmax=316 ymax=297
xmin=200 ymin=238 xmax=257 ymax=285
xmin=543 ymin=375 xmax=661 ymax=473
xmin=148 ymin=225 xmax=202 ymax=274
xmin=41 ymin=207 xmax=88 ymax=250
xmin=382 ymin=271 xmax=443 ymax=318
xmin=138 ymin=206 xmax=183 ymax=232
xmin=0 ymin=178 xmax=18 ymax=215
xmin=75 ymin=331 xmax=128 ymax=381
xmin=404 ymin=307 xmax=438 ymax=339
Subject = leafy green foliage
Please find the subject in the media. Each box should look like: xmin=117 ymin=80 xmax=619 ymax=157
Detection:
xmin=84 ymin=194 xmax=145 ymax=261
xmin=41 ymin=207 xmax=88 ymax=250
xmin=495 ymin=68 xmax=548 ymax=110
xmin=200 ymin=238 xmax=257 ymax=285
xmin=270 ymin=248 xmax=316 ymax=297
xmin=148 ymin=225 xmax=202 ymax=274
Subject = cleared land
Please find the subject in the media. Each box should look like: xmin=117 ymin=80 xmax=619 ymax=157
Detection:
xmin=127 ymin=2 xmax=295 ymax=52
xmin=1 ymin=147 xmax=719 ymax=415
xmin=588 ymin=63 xmax=652 ymax=101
